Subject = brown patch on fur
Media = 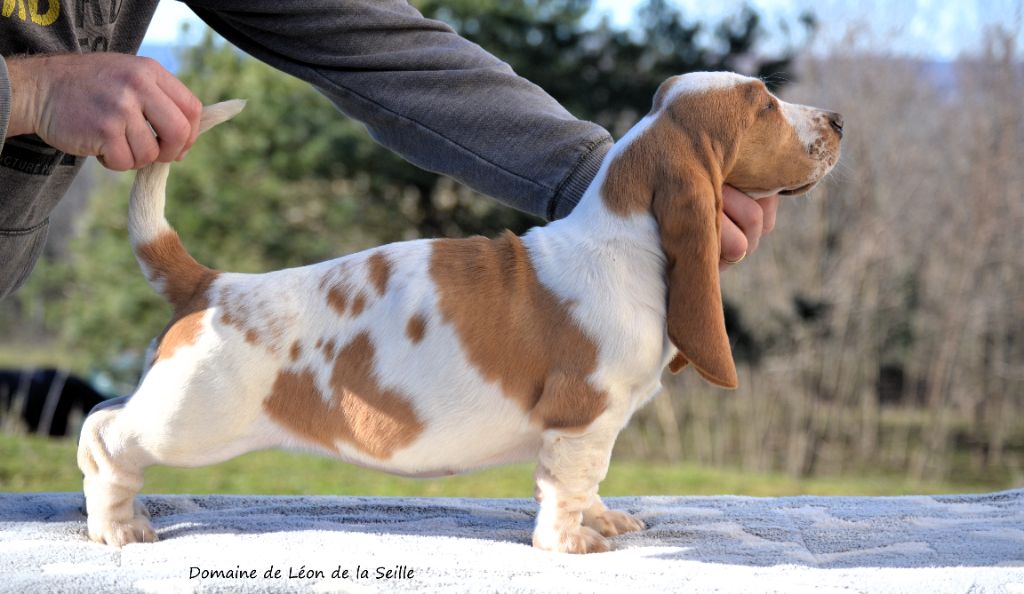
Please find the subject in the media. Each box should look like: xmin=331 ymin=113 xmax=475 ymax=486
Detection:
xmin=668 ymin=352 xmax=688 ymax=373
xmin=215 ymin=292 xmax=291 ymax=353
xmin=323 ymin=339 xmax=336 ymax=360
xmin=430 ymin=232 xmax=607 ymax=431
xmin=405 ymin=314 xmax=427 ymax=344
xmin=321 ymin=263 xmax=354 ymax=317
xmin=263 ymin=369 xmax=332 ymax=448
xmin=219 ymin=308 xmax=259 ymax=345
xmin=290 ymin=341 xmax=301 ymax=361
xmin=154 ymin=307 xmax=211 ymax=361
xmin=351 ymin=293 xmax=367 ymax=316
xmin=328 ymin=333 xmax=423 ymax=456
xmin=137 ymin=231 xmax=220 ymax=361
xmin=367 ymin=252 xmax=392 ymax=296
xmin=326 ymin=285 xmax=348 ymax=316
xmin=263 ymin=333 xmax=424 ymax=458
xmin=136 ymin=230 xmax=215 ymax=312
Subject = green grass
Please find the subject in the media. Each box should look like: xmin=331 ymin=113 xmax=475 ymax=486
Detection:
xmin=2 ymin=432 xmax=1014 ymax=497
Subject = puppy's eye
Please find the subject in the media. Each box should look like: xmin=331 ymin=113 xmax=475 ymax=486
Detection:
xmin=763 ymin=100 xmax=775 ymax=112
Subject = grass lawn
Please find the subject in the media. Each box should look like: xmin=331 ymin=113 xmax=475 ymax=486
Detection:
xmin=2 ymin=432 xmax=1015 ymax=498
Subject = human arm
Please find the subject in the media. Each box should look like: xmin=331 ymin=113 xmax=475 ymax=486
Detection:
xmin=184 ymin=0 xmax=778 ymax=254
xmin=183 ymin=0 xmax=611 ymax=221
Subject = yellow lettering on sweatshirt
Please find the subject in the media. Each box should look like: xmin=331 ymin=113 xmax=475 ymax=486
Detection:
xmin=3 ymin=0 xmax=60 ymax=26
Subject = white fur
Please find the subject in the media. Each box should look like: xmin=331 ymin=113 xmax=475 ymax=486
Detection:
xmin=665 ymin=71 xmax=750 ymax=100
xmin=781 ymin=101 xmax=820 ymax=150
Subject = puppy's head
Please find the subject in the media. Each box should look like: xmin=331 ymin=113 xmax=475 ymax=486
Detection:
xmin=603 ymin=72 xmax=842 ymax=388
xmin=653 ymin=71 xmax=842 ymax=197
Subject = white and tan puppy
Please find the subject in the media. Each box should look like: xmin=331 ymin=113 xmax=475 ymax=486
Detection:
xmin=78 ymin=72 xmax=842 ymax=553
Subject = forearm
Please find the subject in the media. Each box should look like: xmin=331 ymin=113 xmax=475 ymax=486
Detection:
xmin=2 ymin=56 xmax=42 ymax=139
xmin=184 ymin=0 xmax=611 ymax=220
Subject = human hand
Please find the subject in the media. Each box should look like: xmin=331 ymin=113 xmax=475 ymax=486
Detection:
xmin=6 ymin=53 xmax=202 ymax=171
xmin=720 ymin=186 xmax=778 ymax=271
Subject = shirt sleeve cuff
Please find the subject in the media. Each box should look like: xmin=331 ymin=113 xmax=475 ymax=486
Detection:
xmin=0 ymin=56 xmax=12 ymax=147
xmin=548 ymin=138 xmax=612 ymax=220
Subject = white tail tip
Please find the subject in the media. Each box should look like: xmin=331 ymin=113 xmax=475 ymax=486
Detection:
xmin=199 ymin=99 xmax=247 ymax=133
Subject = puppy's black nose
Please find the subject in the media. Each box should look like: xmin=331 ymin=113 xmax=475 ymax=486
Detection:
xmin=827 ymin=111 xmax=844 ymax=138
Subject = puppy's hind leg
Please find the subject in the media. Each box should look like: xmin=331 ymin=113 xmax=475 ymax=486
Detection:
xmin=78 ymin=399 xmax=156 ymax=546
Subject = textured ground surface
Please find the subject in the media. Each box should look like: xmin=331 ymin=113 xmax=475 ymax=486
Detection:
xmin=1 ymin=490 xmax=1022 ymax=593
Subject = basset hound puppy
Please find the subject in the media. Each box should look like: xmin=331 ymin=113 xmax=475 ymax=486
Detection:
xmin=78 ymin=72 xmax=842 ymax=552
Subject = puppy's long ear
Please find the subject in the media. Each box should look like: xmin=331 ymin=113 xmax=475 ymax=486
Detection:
xmin=654 ymin=168 xmax=738 ymax=389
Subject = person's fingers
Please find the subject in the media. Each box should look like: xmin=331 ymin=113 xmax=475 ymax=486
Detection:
xmin=98 ymin=135 xmax=134 ymax=172
xmin=125 ymin=114 xmax=160 ymax=169
xmin=142 ymin=91 xmax=192 ymax=163
xmin=719 ymin=211 xmax=750 ymax=271
xmin=760 ymin=194 xmax=780 ymax=235
xmin=95 ymin=113 xmax=135 ymax=171
xmin=722 ymin=185 xmax=764 ymax=255
xmin=152 ymin=65 xmax=202 ymax=159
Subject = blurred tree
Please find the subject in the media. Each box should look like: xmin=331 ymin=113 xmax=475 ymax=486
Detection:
xmin=3 ymin=1 xmax=812 ymax=387
xmin=417 ymin=0 xmax=811 ymax=134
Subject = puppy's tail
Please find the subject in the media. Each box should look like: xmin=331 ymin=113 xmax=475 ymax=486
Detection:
xmin=128 ymin=100 xmax=245 ymax=306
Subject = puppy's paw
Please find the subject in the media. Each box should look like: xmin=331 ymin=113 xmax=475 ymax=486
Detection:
xmin=88 ymin=515 xmax=157 ymax=547
xmin=133 ymin=499 xmax=151 ymax=519
xmin=583 ymin=509 xmax=645 ymax=537
xmin=533 ymin=525 xmax=610 ymax=554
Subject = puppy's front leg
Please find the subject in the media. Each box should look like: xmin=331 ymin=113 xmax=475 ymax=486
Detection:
xmin=532 ymin=422 xmax=625 ymax=554
xmin=582 ymin=495 xmax=645 ymax=537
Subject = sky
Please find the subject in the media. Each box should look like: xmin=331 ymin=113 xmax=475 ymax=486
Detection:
xmin=143 ymin=0 xmax=1023 ymax=60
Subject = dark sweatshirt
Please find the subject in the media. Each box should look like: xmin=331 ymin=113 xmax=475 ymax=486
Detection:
xmin=0 ymin=0 xmax=612 ymax=300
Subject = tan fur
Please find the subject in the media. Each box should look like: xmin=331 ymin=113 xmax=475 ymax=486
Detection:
xmin=351 ymin=293 xmax=367 ymax=316
xmin=215 ymin=292 xmax=291 ymax=355
xmin=153 ymin=308 xmax=210 ymax=362
xmin=367 ymin=252 xmax=392 ymax=296
xmin=263 ymin=332 xmax=423 ymax=458
xmin=321 ymin=264 xmax=352 ymax=316
xmin=137 ymin=231 xmax=220 ymax=362
xmin=405 ymin=314 xmax=427 ymax=344
xmin=726 ymin=93 xmax=839 ymax=193
xmin=326 ymin=285 xmax=348 ymax=316
xmin=430 ymin=232 xmax=607 ymax=430
xmin=220 ymin=309 xmax=259 ymax=346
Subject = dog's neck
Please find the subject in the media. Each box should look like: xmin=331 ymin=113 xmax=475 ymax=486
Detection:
xmin=523 ymin=128 xmax=670 ymax=321
xmin=539 ymin=115 xmax=672 ymax=263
